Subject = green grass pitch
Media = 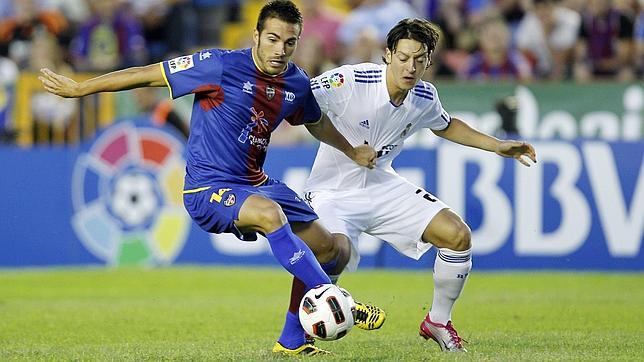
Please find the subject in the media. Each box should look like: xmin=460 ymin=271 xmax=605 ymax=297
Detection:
xmin=1 ymin=267 xmax=642 ymax=360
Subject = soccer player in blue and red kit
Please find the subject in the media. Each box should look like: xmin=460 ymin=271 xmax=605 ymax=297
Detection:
xmin=39 ymin=0 xmax=384 ymax=356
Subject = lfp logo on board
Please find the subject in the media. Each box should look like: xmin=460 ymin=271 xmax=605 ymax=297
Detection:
xmin=71 ymin=122 xmax=190 ymax=265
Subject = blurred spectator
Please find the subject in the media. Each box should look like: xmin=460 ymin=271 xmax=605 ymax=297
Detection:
xmin=294 ymin=37 xmax=329 ymax=77
xmin=269 ymin=121 xmax=315 ymax=146
xmin=428 ymin=0 xmax=492 ymax=77
xmin=45 ymin=0 xmax=90 ymax=25
xmin=0 ymin=56 xmax=18 ymax=142
xmin=574 ymin=0 xmax=636 ymax=81
xmin=293 ymin=0 xmax=344 ymax=75
xmin=634 ymin=0 xmax=644 ymax=76
xmin=516 ymin=0 xmax=581 ymax=79
xmin=561 ymin=0 xmax=586 ymax=12
xmin=337 ymin=0 xmax=418 ymax=63
xmin=460 ymin=18 xmax=533 ymax=81
xmin=495 ymin=0 xmax=530 ymax=32
xmin=0 ymin=0 xmax=68 ymax=69
xmin=127 ymin=0 xmax=197 ymax=63
xmin=0 ymin=1 xmax=15 ymax=19
xmin=132 ymin=88 xmax=189 ymax=141
xmin=193 ymin=0 xmax=240 ymax=47
xmin=27 ymin=32 xmax=77 ymax=144
xmin=300 ymin=0 xmax=344 ymax=60
xmin=467 ymin=0 xmax=529 ymax=31
xmin=495 ymin=95 xmax=520 ymax=138
xmin=70 ymin=0 xmax=147 ymax=72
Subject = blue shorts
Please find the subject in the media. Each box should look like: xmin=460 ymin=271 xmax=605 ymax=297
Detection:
xmin=183 ymin=178 xmax=318 ymax=240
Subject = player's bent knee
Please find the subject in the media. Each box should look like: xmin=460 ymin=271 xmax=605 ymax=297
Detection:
xmin=241 ymin=197 xmax=288 ymax=233
xmin=427 ymin=216 xmax=472 ymax=251
xmin=453 ymin=223 xmax=472 ymax=251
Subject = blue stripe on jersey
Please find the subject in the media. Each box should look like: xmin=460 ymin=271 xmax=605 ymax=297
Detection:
xmin=413 ymin=87 xmax=433 ymax=95
xmin=413 ymin=87 xmax=433 ymax=96
xmin=355 ymin=79 xmax=382 ymax=83
xmin=354 ymin=77 xmax=382 ymax=82
xmin=412 ymin=92 xmax=433 ymax=100
xmin=441 ymin=111 xmax=450 ymax=123
xmin=354 ymin=69 xmax=382 ymax=74
xmin=353 ymin=74 xmax=382 ymax=78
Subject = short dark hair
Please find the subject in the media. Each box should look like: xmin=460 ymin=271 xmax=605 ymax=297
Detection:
xmin=384 ymin=18 xmax=440 ymax=62
xmin=256 ymin=0 xmax=303 ymax=34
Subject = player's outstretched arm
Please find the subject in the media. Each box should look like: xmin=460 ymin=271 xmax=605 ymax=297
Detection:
xmin=433 ymin=117 xmax=537 ymax=167
xmin=39 ymin=64 xmax=166 ymax=98
xmin=306 ymin=114 xmax=376 ymax=169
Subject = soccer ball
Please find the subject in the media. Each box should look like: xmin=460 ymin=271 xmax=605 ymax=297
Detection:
xmin=299 ymin=284 xmax=356 ymax=341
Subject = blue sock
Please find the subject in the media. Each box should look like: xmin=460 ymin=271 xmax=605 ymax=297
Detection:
xmin=278 ymin=311 xmax=305 ymax=349
xmin=320 ymin=254 xmax=340 ymax=284
xmin=266 ymin=224 xmax=331 ymax=289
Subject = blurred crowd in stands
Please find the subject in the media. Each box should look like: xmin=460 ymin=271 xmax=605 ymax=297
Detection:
xmin=0 ymin=0 xmax=642 ymax=143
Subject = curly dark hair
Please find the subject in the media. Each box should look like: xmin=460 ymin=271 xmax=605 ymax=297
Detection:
xmin=383 ymin=18 xmax=440 ymax=62
xmin=256 ymin=0 xmax=303 ymax=34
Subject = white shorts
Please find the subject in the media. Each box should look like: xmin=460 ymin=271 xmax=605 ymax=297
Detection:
xmin=305 ymin=174 xmax=448 ymax=271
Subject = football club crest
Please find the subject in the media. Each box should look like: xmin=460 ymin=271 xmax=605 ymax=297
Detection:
xmin=266 ymin=85 xmax=275 ymax=101
xmin=224 ymin=193 xmax=236 ymax=207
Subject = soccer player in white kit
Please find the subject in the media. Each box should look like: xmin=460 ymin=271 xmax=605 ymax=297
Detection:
xmin=305 ymin=18 xmax=537 ymax=352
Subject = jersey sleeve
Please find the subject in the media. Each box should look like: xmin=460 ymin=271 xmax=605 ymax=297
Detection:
xmin=310 ymin=65 xmax=353 ymax=117
xmin=160 ymin=49 xmax=223 ymax=99
xmin=422 ymin=84 xmax=452 ymax=131
xmin=284 ymin=83 xmax=322 ymax=126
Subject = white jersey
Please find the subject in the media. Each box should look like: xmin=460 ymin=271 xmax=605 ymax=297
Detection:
xmin=305 ymin=63 xmax=451 ymax=191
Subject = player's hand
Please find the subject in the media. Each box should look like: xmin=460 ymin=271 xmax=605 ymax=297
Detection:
xmin=495 ymin=140 xmax=537 ymax=167
xmin=38 ymin=68 xmax=82 ymax=98
xmin=350 ymin=144 xmax=376 ymax=169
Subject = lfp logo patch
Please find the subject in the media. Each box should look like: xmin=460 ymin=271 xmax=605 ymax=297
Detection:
xmin=71 ymin=122 xmax=190 ymax=266
xmin=168 ymin=55 xmax=194 ymax=74
xmin=329 ymin=73 xmax=344 ymax=88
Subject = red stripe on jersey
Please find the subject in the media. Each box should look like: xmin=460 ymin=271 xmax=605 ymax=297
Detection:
xmin=245 ymin=73 xmax=286 ymax=184
xmin=193 ymin=84 xmax=224 ymax=111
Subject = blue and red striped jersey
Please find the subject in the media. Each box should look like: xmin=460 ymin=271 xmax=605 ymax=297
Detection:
xmin=161 ymin=48 xmax=321 ymax=188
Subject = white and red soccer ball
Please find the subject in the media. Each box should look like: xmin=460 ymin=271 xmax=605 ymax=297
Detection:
xmin=299 ymin=284 xmax=356 ymax=341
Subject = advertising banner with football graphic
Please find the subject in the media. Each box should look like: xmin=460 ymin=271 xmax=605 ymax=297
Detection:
xmin=0 ymin=121 xmax=642 ymax=270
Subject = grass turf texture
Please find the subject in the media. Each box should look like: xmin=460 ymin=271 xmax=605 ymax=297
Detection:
xmin=0 ymin=267 xmax=642 ymax=361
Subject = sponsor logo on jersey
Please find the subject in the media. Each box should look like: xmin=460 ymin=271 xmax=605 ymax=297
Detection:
xmin=168 ymin=55 xmax=194 ymax=74
xmin=266 ymin=84 xmax=275 ymax=100
xmin=242 ymin=81 xmax=253 ymax=95
xmin=329 ymin=73 xmax=344 ymax=87
xmin=284 ymin=91 xmax=295 ymax=102
xmin=400 ymin=122 xmax=412 ymax=138
xmin=377 ymin=144 xmax=397 ymax=158
xmin=238 ymin=107 xmax=270 ymax=150
xmin=359 ymin=119 xmax=370 ymax=129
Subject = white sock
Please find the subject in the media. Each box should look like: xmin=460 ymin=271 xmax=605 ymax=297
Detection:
xmin=429 ymin=248 xmax=472 ymax=325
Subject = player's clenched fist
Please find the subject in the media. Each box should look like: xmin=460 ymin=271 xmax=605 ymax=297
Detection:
xmin=350 ymin=144 xmax=377 ymax=169
xmin=38 ymin=68 xmax=82 ymax=98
